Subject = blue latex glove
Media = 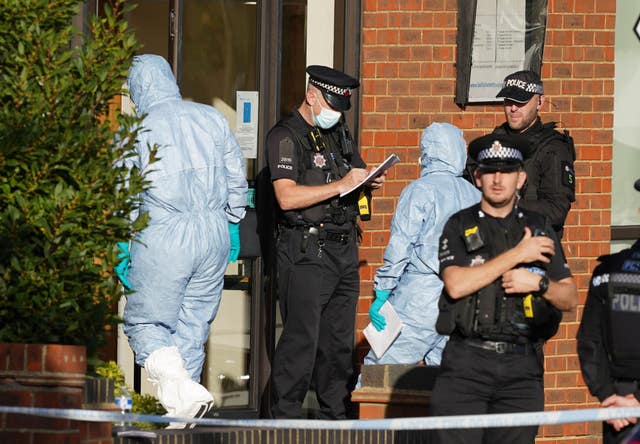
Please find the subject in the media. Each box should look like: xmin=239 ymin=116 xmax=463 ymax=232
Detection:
xmin=228 ymin=222 xmax=241 ymax=263
xmin=114 ymin=241 xmax=132 ymax=290
xmin=369 ymin=289 xmax=392 ymax=332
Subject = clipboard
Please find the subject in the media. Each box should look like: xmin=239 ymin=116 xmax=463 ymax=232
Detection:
xmin=340 ymin=153 xmax=400 ymax=197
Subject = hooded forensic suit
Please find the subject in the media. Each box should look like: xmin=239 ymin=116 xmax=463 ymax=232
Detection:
xmin=123 ymin=55 xmax=247 ymax=421
xmin=365 ymin=123 xmax=480 ymax=366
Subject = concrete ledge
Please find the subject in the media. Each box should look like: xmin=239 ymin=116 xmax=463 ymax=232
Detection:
xmin=351 ymin=387 xmax=431 ymax=405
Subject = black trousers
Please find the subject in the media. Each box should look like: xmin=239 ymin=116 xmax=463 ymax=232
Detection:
xmin=430 ymin=337 xmax=544 ymax=444
xmin=270 ymin=227 xmax=359 ymax=419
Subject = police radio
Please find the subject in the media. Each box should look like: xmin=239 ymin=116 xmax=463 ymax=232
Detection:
xmin=340 ymin=123 xmax=354 ymax=157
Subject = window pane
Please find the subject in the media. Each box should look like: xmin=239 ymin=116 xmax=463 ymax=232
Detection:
xmin=280 ymin=0 xmax=307 ymax=117
xmin=124 ymin=0 xmax=169 ymax=59
xmin=180 ymin=1 xmax=258 ymax=112
xmin=206 ymin=265 xmax=253 ymax=408
xmin=612 ymin=0 xmax=640 ymax=227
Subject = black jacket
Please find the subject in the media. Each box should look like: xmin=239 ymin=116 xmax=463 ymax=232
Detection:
xmin=465 ymin=119 xmax=576 ymax=235
xmin=577 ymin=240 xmax=640 ymax=401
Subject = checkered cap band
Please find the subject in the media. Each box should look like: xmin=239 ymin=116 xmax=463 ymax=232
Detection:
xmin=477 ymin=141 xmax=523 ymax=162
xmin=309 ymin=78 xmax=351 ymax=97
xmin=502 ymin=78 xmax=544 ymax=95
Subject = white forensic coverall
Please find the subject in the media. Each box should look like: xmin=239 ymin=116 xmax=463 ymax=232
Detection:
xmin=365 ymin=122 xmax=480 ymax=366
xmin=123 ymin=54 xmax=247 ymax=383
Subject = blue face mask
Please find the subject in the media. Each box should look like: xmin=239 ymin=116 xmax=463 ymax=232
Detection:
xmin=312 ymin=103 xmax=341 ymax=129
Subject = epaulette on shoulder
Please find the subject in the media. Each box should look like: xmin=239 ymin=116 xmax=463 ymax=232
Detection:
xmin=544 ymin=121 xmax=573 ymax=139
xmin=277 ymin=113 xmax=308 ymax=134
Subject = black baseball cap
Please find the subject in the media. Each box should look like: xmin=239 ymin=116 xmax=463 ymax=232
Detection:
xmin=306 ymin=65 xmax=360 ymax=111
xmin=469 ymin=134 xmax=530 ymax=173
xmin=635 ymin=177 xmax=640 ymax=192
xmin=496 ymin=70 xmax=544 ymax=104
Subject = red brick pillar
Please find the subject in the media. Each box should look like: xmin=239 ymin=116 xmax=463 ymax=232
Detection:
xmin=0 ymin=343 xmax=87 ymax=444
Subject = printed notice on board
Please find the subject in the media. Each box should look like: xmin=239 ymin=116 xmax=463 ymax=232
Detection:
xmin=236 ymin=91 xmax=259 ymax=159
xmin=468 ymin=0 xmax=526 ymax=102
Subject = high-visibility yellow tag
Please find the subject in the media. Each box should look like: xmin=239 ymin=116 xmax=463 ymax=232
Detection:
xmin=358 ymin=190 xmax=370 ymax=216
xmin=523 ymin=294 xmax=534 ymax=318
xmin=464 ymin=226 xmax=479 ymax=237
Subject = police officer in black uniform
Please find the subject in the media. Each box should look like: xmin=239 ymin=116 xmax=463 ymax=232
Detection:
xmin=577 ymin=177 xmax=640 ymax=443
xmin=465 ymin=70 xmax=576 ymax=237
xmin=431 ymin=133 xmax=578 ymax=443
xmin=266 ymin=65 xmax=385 ymax=419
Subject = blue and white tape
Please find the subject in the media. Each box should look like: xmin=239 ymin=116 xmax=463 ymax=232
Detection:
xmin=1 ymin=405 xmax=640 ymax=430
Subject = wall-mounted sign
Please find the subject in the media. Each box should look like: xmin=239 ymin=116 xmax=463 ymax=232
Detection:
xmin=468 ymin=0 xmax=526 ymax=102
xmin=455 ymin=0 xmax=548 ymax=106
xmin=235 ymin=91 xmax=259 ymax=159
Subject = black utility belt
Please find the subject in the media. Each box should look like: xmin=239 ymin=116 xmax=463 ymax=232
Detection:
xmin=283 ymin=225 xmax=353 ymax=244
xmin=455 ymin=336 xmax=534 ymax=355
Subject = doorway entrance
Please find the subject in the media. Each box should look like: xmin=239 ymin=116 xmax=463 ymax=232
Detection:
xmin=96 ymin=0 xmax=360 ymax=417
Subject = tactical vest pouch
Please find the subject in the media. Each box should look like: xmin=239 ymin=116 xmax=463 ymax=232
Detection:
xmin=297 ymin=168 xmax=330 ymax=225
xmin=436 ymin=291 xmax=456 ymax=335
xmin=454 ymin=294 xmax=479 ymax=337
xmin=527 ymin=295 xmax=562 ymax=340
xmin=436 ymin=290 xmax=478 ymax=337
xmin=475 ymin=282 xmax=498 ymax=336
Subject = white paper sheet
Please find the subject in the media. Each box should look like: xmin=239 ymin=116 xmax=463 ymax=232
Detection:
xmin=340 ymin=153 xmax=400 ymax=197
xmin=363 ymin=300 xmax=403 ymax=359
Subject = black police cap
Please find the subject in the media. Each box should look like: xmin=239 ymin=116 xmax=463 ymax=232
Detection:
xmin=496 ymin=70 xmax=544 ymax=104
xmin=469 ymin=133 xmax=530 ymax=173
xmin=306 ymin=65 xmax=360 ymax=111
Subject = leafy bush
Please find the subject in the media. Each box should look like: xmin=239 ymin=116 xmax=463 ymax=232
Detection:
xmin=0 ymin=0 xmax=149 ymax=358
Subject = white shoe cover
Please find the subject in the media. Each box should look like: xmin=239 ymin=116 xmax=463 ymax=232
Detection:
xmin=144 ymin=346 xmax=214 ymax=428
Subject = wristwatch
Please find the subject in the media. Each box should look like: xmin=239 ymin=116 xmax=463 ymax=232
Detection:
xmin=537 ymin=276 xmax=549 ymax=295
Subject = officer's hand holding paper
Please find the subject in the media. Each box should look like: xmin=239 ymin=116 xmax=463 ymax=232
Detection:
xmin=340 ymin=153 xmax=400 ymax=197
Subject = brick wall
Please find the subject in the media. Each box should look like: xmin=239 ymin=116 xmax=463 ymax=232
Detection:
xmin=356 ymin=0 xmax=615 ymax=442
xmin=0 ymin=344 xmax=87 ymax=444
xmin=0 ymin=343 xmax=115 ymax=444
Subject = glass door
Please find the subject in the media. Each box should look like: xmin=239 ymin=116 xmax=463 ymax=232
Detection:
xmin=105 ymin=0 xmax=359 ymax=418
xmin=116 ymin=0 xmax=263 ymax=417
xmin=179 ymin=0 xmax=259 ymax=414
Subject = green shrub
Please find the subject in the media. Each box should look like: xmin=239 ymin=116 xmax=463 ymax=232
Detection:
xmin=0 ymin=0 xmax=150 ymax=359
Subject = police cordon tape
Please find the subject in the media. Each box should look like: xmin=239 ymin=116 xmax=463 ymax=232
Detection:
xmin=1 ymin=405 xmax=640 ymax=430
